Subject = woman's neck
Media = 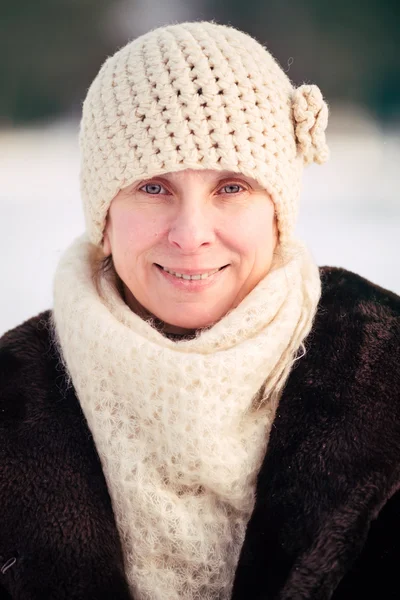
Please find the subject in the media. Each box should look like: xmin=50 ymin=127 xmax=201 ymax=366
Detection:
xmin=122 ymin=283 xmax=198 ymax=337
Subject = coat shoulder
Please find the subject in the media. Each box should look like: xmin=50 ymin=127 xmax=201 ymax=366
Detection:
xmin=0 ymin=310 xmax=56 ymax=376
xmin=314 ymin=267 xmax=400 ymax=376
xmin=301 ymin=267 xmax=400 ymax=420
xmin=0 ymin=316 xmax=131 ymax=599
xmin=0 ymin=311 xmax=62 ymax=423
xmin=318 ymin=266 xmax=400 ymax=320
xmin=0 ymin=310 xmax=54 ymax=358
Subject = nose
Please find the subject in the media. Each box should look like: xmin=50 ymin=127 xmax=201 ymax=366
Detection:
xmin=168 ymin=202 xmax=216 ymax=252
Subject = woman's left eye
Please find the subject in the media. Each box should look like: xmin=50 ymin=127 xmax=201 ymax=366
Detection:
xmin=140 ymin=183 xmax=167 ymax=194
xmin=220 ymin=184 xmax=244 ymax=194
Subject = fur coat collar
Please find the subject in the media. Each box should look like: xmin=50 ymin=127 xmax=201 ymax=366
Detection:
xmin=0 ymin=266 xmax=399 ymax=600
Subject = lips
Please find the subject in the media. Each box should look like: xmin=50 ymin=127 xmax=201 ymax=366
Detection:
xmin=155 ymin=264 xmax=228 ymax=281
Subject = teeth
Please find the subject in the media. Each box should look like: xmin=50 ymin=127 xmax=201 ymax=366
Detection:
xmin=161 ymin=266 xmax=221 ymax=280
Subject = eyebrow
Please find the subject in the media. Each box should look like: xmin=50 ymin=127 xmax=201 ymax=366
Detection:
xmin=165 ymin=170 xmax=255 ymax=182
xmin=208 ymin=170 xmax=245 ymax=178
xmin=206 ymin=171 xmax=259 ymax=185
xmin=135 ymin=170 xmax=258 ymax=188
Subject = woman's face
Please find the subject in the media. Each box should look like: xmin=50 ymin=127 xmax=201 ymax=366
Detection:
xmin=103 ymin=169 xmax=278 ymax=332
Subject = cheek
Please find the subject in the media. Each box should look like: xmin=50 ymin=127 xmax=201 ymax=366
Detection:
xmin=111 ymin=209 xmax=165 ymax=256
xmin=222 ymin=204 xmax=276 ymax=257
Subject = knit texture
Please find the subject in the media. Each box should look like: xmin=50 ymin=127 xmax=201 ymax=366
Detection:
xmin=80 ymin=21 xmax=329 ymax=247
xmin=52 ymin=236 xmax=321 ymax=600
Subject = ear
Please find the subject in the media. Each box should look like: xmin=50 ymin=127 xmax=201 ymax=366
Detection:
xmin=102 ymin=227 xmax=112 ymax=257
xmin=273 ymin=212 xmax=279 ymax=247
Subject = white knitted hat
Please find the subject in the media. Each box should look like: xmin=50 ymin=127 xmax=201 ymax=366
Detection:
xmin=79 ymin=21 xmax=329 ymax=247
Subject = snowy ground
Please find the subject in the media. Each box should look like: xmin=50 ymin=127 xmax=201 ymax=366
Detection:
xmin=1 ymin=108 xmax=399 ymax=336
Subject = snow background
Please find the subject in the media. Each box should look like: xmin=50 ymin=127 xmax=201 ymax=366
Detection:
xmin=1 ymin=106 xmax=399 ymax=336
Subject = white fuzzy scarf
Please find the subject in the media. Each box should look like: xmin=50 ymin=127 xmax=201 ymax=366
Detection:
xmin=52 ymin=236 xmax=321 ymax=600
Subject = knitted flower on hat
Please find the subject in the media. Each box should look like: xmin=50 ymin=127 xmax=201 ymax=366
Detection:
xmin=79 ymin=21 xmax=329 ymax=247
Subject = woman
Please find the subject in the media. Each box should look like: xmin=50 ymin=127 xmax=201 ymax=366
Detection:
xmin=1 ymin=21 xmax=399 ymax=600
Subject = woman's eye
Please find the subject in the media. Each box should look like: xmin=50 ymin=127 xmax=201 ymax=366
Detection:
xmin=221 ymin=184 xmax=244 ymax=194
xmin=140 ymin=183 xmax=167 ymax=194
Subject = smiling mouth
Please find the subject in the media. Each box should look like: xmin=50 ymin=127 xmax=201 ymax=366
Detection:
xmin=155 ymin=264 xmax=228 ymax=280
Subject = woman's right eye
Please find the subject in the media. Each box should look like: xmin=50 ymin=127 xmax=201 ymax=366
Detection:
xmin=140 ymin=183 xmax=167 ymax=195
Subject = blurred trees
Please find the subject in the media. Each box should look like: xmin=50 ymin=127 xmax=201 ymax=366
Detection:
xmin=1 ymin=0 xmax=398 ymax=124
xmin=207 ymin=0 xmax=400 ymax=121
xmin=1 ymin=0 xmax=119 ymax=124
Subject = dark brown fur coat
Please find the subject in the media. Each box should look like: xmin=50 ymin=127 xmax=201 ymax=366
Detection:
xmin=0 ymin=267 xmax=399 ymax=599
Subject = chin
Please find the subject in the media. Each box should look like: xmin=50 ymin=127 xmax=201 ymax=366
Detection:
xmin=157 ymin=308 xmax=223 ymax=331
